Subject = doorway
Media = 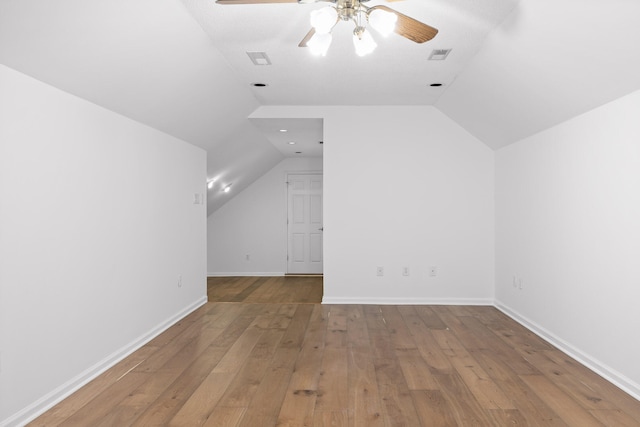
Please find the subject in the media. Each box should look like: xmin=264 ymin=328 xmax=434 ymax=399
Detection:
xmin=286 ymin=173 xmax=323 ymax=274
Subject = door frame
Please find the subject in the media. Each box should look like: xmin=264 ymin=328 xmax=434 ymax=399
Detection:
xmin=285 ymin=171 xmax=323 ymax=275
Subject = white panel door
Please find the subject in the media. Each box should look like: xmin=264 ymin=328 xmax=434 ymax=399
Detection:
xmin=287 ymin=173 xmax=323 ymax=274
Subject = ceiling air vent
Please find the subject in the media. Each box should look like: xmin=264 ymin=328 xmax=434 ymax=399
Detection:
xmin=247 ymin=51 xmax=271 ymax=66
xmin=428 ymin=49 xmax=452 ymax=61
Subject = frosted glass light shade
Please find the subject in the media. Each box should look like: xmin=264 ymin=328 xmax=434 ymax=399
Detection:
xmin=308 ymin=32 xmax=332 ymax=56
xmin=310 ymin=7 xmax=338 ymax=34
xmin=353 ymin=29 xmax=377 ymax=56
xmin=368 ymin=9 xmax=397 ymax=37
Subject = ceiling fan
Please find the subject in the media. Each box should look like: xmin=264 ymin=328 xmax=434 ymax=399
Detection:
xmin=215 ymin=0 xmax=438 ymax=56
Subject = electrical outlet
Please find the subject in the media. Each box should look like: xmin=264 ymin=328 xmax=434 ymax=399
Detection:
xmin=429 ymin=266 xmax=437 ymax=277
xmin=402 ymin=267 xmax=410 ymax=276
xmin=376 ymin=267 xmax=384 ymax=276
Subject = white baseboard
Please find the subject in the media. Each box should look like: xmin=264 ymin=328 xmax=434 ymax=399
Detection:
xmin=3 ymin=296 xmax=208 ymax=427
xmin=494 ymin=299 xmax=640 ymax=402
xmin=207 ymin=272 xmax=285 ymax=277
xmin=322 ymin=296 xmax=494 ymax=305
xmin=6 ymin=296 xmax=637 ymax=427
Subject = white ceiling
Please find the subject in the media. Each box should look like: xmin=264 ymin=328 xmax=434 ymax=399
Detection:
xmin=2 ymin=0 xmax=640 ymax=213
xmin=436 ymin=0 xmax=640 ymax=148
xmin=250 ymin=118 xmax=324 ymax=158
xmin=182 ymin=0 xmax=519 ymax=105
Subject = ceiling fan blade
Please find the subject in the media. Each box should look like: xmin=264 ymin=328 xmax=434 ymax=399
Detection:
xmin=371 ymin=5 xmax=438 ymax=44
xmin=216 ymin=0 xmax=298 ymax=4
xmin=298 ymin=28 xmax=316 ymax=47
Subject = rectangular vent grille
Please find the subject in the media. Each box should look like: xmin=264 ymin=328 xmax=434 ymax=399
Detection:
xmin=247 ymin=51 xmax=271 ymax=66
xmin=429 ymin=49 xmax=452 ymax=60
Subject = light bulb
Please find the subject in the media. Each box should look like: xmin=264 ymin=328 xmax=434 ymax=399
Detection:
xmin=310 ymin=6 xmax=337 ymax=34
xmin=308 ymin=32 xmax=332 ymax=56
xmin=368 ymin=9 xmax=398 ymax=37
xmin=353 ymin=29 xmax=377 ymax=56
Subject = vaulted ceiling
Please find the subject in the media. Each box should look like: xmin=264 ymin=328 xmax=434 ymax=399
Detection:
xmin=2 ymin=0 xmax=639 ymax=214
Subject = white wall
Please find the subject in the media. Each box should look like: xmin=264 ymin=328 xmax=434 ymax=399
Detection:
xmin=0 ymin=65 xmax=207 ymax=426
xmin=323 ymin=106 xmax=495 ymax=304
xmin=495 ymin=90 xmax=640 ymax=399
xmin=207 ymin=157 xmax=322 ymax=275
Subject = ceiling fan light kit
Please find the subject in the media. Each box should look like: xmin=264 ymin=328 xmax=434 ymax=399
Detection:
xmin=308 ymin=32 xmax=333 ymax=56
xmin=367 ymin=8 xmax=397 ymax=37
xmin=310 ymin=6 xmax=338 ymax=34
xmin=353 ymin=27 xmax=377 ymax=56
xmin=308 ymin=3 xmax=404 ymax=56
xmin=216 ymin=0 xmax=438 ymax=56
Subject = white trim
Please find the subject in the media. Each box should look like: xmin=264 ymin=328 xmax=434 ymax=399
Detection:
xmin=207 ymin=272 xmax=285 ymax=277
xmin=284 ymin=170 xmax=323 ymax=176
xmin=285 ymin=171 xmax=324 ymax=276
xmin=7 ymin=295 xmax=638 ymax=427
xmin=2 ymin=296 xmax=208 ymax=427
xmin=322 ymin=296 xmax=494 ymax=305
xmin=494 ymin=299 xmax=640 ymax=402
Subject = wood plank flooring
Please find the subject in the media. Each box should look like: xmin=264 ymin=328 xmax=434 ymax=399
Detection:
xmin=30 ymin=277 xmax=640 ymax=426
xmin=207 ymin=276 xmax=323 ymax=304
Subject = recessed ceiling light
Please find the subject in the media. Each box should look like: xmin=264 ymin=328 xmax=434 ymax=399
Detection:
xmin=223 ymin=184 xmax=232 ymax=193
xmin=251 ymin=83 xmax=268 ymax=87
xmin=295 ymin=151 xmax=302 ymax=154
xmin=288 ymin=141 xmax=296 ymax=145
xmin=279 ymin=129 xmax=288 ymax=133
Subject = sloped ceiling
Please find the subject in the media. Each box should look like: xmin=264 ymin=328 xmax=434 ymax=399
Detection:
xmin=2 ymin=0 xmax=640 ymax=213
xmin=437 ymin=0 xmax=640 ymax=149
xmin=0 ymin=0 xmax=283 ymax=213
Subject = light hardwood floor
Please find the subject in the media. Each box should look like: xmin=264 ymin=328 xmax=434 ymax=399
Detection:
xmin=207 ymin=276 xmax=323 ymax=304
xmin=30 ymin=276 xmax=640 ymax=426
